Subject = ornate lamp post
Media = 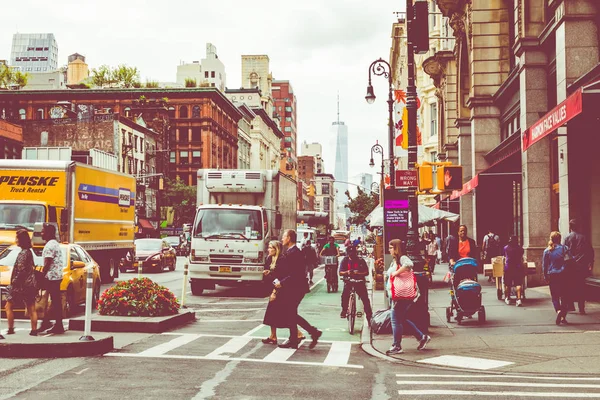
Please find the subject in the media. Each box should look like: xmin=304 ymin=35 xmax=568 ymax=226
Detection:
xmin=365 ymin=59 xmax=396 ymax=186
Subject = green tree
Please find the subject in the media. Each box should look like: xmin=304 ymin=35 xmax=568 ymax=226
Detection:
xmin=184 ymin=78 xmax=197 ymax=87
xmin=160 ymin=178 xmax=196 ymax=227
xmin=0 ymin=65 xmax=29 ymax=89
xmin=91 ymin=64 xmax=140 ymax=88
xmin=145 ymin=79 xmax=159 ymax=88
xmin=115 ymin=64 xmax=140 ymax=88
xmin=345 ymin=188 xmax=379 ymax=226
xmin=91 ymin=64 xmax=111 ymax=87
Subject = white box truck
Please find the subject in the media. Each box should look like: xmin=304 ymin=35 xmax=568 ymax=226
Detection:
xmin=188 ymin=169 xmax=296 ymax=295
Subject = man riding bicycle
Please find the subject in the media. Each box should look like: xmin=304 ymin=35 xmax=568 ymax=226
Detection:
xmin=339 ymin=245 xmax=373 ymax=322
xmin=319 ymin=236 xmax=340 ymax=257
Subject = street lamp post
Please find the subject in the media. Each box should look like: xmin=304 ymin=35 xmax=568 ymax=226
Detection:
xmin=366 ymin=59 xmax=395 ymax=186
xmin=369 ymin=141 xmax=385 ymax=188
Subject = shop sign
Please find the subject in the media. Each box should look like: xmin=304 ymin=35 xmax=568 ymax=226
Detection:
xmin=522 ymin=88 xmax=583 ymax=151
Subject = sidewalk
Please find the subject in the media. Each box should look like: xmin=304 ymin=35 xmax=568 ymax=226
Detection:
xmin=366 ymin=264 xmax=600 ymax=375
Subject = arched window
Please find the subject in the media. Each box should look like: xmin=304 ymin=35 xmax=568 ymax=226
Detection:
xmin=124 ymin=107 xmax=131 ymax=117
xmin=179 ymin=106 xmax=188 ymax=118
xmin=192 ymin=105 xmax=200 ymax=118
xmin=168 ymin=106 xmax=175 ymax=119
xmin=19 ymin=109 xmax=26 ymax=120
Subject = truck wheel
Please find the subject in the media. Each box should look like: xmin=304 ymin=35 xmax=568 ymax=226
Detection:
xmin=190 ymin=280 xmax=204 ymax=296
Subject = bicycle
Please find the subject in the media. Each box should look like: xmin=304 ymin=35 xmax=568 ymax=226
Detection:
xmin=344 ymin=277 xmax=365 ymax=335
xmin=321 ymin=256 xmax=339 ymax=293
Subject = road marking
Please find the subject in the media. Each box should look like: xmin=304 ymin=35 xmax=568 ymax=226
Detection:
xmin=396 ymin=380 xmax=600 ymax=389
xmin=263 ymin=346 xmax=299 ymax=362
xmin=139 ymin=334 xmax=201 ymax=356
xmin=396 ymin=390 xmax=600 ymax=398
xmin=74 ymin=368 xmax=89 ymax=375
xmin=323 ymin=341 xmax=352 ymax=366
xmin=196 ymin=301 xmax=267 ymax=306
xmin=243 ymin=324 xmax=265 ymax=337
xmin=198 ymin=319 xmax=264 ymax=323
xmin=395 ymin=374 xmax=600 ymax=381
xmin=417 ymin=355 xmax=513 ymax=370
xmin=194 ymin=308 xmax=265 ymax=312
xmin=310 ymin=277 xmax=324 ymax=291
xmin=104 ymin=352 xmax=364 ymax=369
xmin=205 ymin=336 xmax=253 ymax=358
xmin=156 ymin=332 xmax=357 ymax=344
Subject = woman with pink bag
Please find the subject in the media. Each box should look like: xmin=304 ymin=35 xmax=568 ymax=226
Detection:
xmin=385 ymin=239 xmax=431 ymax=355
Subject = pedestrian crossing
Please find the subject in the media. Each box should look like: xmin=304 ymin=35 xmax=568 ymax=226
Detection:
xmin=395 ymin=373 xmax=600 ymax=398
xmin=105 ymin=332 xmax=363 ymax=369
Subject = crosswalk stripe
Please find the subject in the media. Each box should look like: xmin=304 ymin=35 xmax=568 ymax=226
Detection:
xmin=323 ymin=341 xmax=352 ymax=366
xmin=397 ymin=390 xmax=600 ymax=398
xmin=205 ymin=336 xmax=253 ymax=358
xmin=263 ymin=346 xmax=299 ymax=362
xmin=417 ymin=355 xmax=513 ymax=370
xmin=396 ymin=374 xmax=600 ymax=381
xmin=396 ymin=380 xmax=600 ymax=389
xmin=138 ymin=334 xmax=201 ymax=356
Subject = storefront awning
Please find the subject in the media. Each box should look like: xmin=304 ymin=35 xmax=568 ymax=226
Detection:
xmin=522 ymin=87 xmax=583 ymax=151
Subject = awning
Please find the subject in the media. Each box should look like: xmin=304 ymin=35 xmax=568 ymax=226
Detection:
xmin=366 ymin=204 xmax=459 ymax=227
xmin=138 ymin=218 xmax=155 ymax=230
xmin=522 ymin=87 xmax=583 ymax=151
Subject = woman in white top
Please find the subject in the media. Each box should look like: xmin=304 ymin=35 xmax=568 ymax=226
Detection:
xmin=386 ymin=239 xmax=431 ymax=355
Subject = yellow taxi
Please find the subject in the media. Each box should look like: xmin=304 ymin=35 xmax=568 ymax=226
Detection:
xmin=0 ymin=243 xmax=101 ymax=318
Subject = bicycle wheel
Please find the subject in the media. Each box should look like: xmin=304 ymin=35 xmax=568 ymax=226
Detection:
xmin=347 ymin=292 xmax=356 ymax=334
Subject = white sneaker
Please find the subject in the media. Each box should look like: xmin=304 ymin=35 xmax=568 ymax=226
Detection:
xmin=516 ymin=299 xmax=522 ymax=307
xmin=505 ymin=297 xmax=511 ymax=305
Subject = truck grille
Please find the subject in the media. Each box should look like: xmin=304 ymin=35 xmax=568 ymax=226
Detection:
xmin=210 ymin=254 xmax=243 ymax=264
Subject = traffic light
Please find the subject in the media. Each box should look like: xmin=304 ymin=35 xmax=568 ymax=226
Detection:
xmin=437 ymin=165 xmax=463 ymax=191
xmin=412 ymin=0 xmax=430 ymax=54
xmin=307 ymin=185 xmax=315 ymax=197
xmin=417 ymin=164 xmax=433 ymax=191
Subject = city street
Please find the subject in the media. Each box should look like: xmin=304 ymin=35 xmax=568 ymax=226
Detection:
xmin=1 ymin=258 xmax=600 ymax=399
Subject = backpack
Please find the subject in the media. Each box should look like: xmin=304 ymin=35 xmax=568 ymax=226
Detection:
xmin=486 ymin=234 xmax=500 ymax=257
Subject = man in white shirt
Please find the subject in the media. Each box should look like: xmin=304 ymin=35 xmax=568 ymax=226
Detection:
xmin=38 ymin=223 xmax=66 ymax=334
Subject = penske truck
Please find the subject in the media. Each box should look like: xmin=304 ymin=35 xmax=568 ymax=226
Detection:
xmin=188 ymin=169 xmax=296 ymax=295
xmin=0 ymin=160 xmax=136 ymax=283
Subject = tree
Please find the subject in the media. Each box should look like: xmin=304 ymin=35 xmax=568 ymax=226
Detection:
xmin=345 ymin=188 xmax=379 ymax=226
xmin=115 ymin=64 xmax=140 ymax=88
xmin=145 ymin=79 xmax=159 ymax=88
xmin=91 ymin=64 xmax=111 ymax=88
xmin=0 ymin=64 xmax=29 ymax=89
xmin=90 ymin=64 xmax=140 ymax=88
xmin=184 ymin=78 xmax=197 ymax=88
xmin=160 ymin=178 xmax=196 ymax=227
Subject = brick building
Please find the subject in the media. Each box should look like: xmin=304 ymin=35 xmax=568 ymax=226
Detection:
xmin=272 ymin=80 xmax=297 ymax=173
xmin=0 ymin=120 xmax=23 ymax=159
xmin=0 ymin=88 xmax=243 ymax=186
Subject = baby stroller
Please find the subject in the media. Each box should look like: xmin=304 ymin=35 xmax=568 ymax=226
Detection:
xmin=446 ymin=257 xmax=486 ymax=324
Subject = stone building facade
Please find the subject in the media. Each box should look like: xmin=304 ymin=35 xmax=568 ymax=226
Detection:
xmin=421 ymin=0 xmax=600 ymax=284
xmin=0 ymin=120 xmax=23 ymax=159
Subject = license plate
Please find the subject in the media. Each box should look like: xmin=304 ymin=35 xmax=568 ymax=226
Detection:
xmin=133 ymin=262 xmax=139 ymax=267
xmin=219 ymin=266 xmax=231 ymax=273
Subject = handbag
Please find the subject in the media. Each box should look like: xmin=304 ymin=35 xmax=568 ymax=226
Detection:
xmin=390 ymin=269 xmax=417 ymax=300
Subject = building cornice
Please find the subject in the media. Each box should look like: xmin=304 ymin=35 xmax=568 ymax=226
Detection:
xmin=251 ymin=107 xmax=284 ymax=139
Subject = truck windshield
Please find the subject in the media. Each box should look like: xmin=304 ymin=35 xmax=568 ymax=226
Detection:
xmin=0 ymin=204 xmax=46 ymax=231
xmin=194 ymin=209 xmax=263 ymax=240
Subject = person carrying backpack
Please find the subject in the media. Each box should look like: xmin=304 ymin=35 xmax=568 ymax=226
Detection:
xmin=482 ymin=230 xmax=501 ymax=281
xmin=302 ymin=240 xmax=318 ymax=285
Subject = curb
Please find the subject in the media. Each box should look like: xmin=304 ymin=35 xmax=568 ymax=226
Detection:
xmin=68 ymin=310 xmax=196 ymax=333
xmin=0 ymin=335 xmax=114 ymax=358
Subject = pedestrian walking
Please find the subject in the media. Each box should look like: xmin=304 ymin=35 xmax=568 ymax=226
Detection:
xmin=447 ymin=225 xmax=478 ymax=267
xmin=503 ymin=236 xmax=525 ymax=306
xmin=543 ymin=231 xmax=571 ymax=325
xmin=5 ymin=230 xmax=38 ymax=336
xmin=482 ymin=229 xmax=501 ymax=282
xmin=426 ymin=238 xmax=438 ymax=281
xmin=38 ymin=223 xmax=65 ymax=334
xmin=564 ymin=219 xmax=595 ymax=314
xmin=261 ymin=240 xmax=305 ymax=344
xmin=302 ymin=239 xmax=318 ymax=285
xmin=274 ymin=229 xmax=322 ymax=349
xmin=434 ymin=234 xmax=442 ymax=263
xmin=386 ymin=239 xmax=431 ymax=355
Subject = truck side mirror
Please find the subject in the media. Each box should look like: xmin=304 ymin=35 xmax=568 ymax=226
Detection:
xmin=275 ymin=213 xmax=282 ymax=230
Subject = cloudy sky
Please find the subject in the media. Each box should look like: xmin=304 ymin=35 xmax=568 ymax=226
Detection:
xmin=1 ymin=0 xmax=407 ymax=181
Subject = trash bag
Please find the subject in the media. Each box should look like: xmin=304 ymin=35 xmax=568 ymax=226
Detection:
xmin=370 ymin=309 xmax=392 ymax=334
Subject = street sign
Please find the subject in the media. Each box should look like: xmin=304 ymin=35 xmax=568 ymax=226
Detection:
xmin=395 ymin=170 xmax=417 ymax=187
xmin=383 ymin=189 xmax=409 ymax=254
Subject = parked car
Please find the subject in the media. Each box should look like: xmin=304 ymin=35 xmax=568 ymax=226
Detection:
xmin=120 ymin=238 xmax=176 ymax=273
xmin=0 ymin=243 xmax=101 ymax=318
xmin=164 ymin=236 xmax=183 ymax=256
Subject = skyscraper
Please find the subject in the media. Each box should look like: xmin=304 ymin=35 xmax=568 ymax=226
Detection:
xmin=10 ymin=33 xmax=58 ymax=72
xmin=332 ymin=96 xmax=349 ymax=222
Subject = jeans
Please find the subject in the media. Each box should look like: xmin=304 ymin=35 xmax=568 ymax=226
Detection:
xmin=548 ymin=273 xmax=567 ymax=314
xmin=44 ymin=279 xmax=63 ymax=325
xmin=341 ymin=280 xmax=373 ymax=320
xmin=391 ymin=299 xmax=424 ymax=347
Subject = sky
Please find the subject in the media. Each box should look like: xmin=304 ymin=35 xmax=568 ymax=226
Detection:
xmin=1 ymin=0 xmax=407 ymax=181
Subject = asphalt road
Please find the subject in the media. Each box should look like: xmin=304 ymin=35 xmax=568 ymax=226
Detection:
xmin=3 ymin=257 xmax=600 ymax=399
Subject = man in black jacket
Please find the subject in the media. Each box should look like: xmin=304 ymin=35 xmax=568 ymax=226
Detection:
xmin=275 ymin=229 xmax=322 ymax=349
xmin=564 ymin=219 xmax=595 ymax=314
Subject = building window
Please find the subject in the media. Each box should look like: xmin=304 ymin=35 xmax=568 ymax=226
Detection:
xmin=284 ymin=127 xmax=292 ymax=132
xmin=124 ymin=107 xmax=131 ymax=117
xmin=168 ymin=107 xmax=175 ymax=118
xmin=192 ymin=105 xmax=200 ymax=118
xmin=36 ymin=108 xmax=44 ymax=120
xmin=180 ymin=128 xmax=189 ymax=143
xmin=321 ymin=183 xmax=330 ymax=195
xmin=192 ymin=128 xmax=201 ymax=142
xmin=430 ymin=103 xmax=438 ymax=137
xmin=284 ymin=137 xmax=292 ymax=143
xmin=323 ymin=198 xmax=330 ymax=212
xmin=19 ymin=109 xmax=26 ymax=120
xmin=192 ymin=151 xmax=201 ymax=164
xmin=170 ymin=151 xmax=176 ymax=163
xmin=285 ymin=106 xmax=292 ymax=112
xmin=205 ymin=71 xmax=209 ymax=78
xmin=180 ymin=151 xmax=189 ymax=165
xmin=285 ymin=117 xmax=292 ymax=122
xmin=211 ymin=71 xmax=215 ymax=78
xmin=179 ymin=106 xmax=188 ymax=118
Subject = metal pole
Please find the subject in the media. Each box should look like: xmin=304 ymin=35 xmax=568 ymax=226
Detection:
xmin=181 ymin=262 xmax=188 ymax=308
xmin=0 ymin=269 xmax=4 ymax=340
xmin=79 ymin=265 xmax=95 ymax=341
xmin=387 ymin=83 xmax=395 ymax=187
xmin=405 ymin=0 xmax=428 ymax=332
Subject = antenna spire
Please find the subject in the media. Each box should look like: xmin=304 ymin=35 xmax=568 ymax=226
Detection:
xmin=337 ymin=92 xmax=340 ymax=124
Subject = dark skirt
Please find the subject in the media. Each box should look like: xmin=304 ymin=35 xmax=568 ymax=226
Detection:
xmin=263 ymin=289 xmax=300 ymax=328
xmin=6 ymin=285 xmax=37 ymax=306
